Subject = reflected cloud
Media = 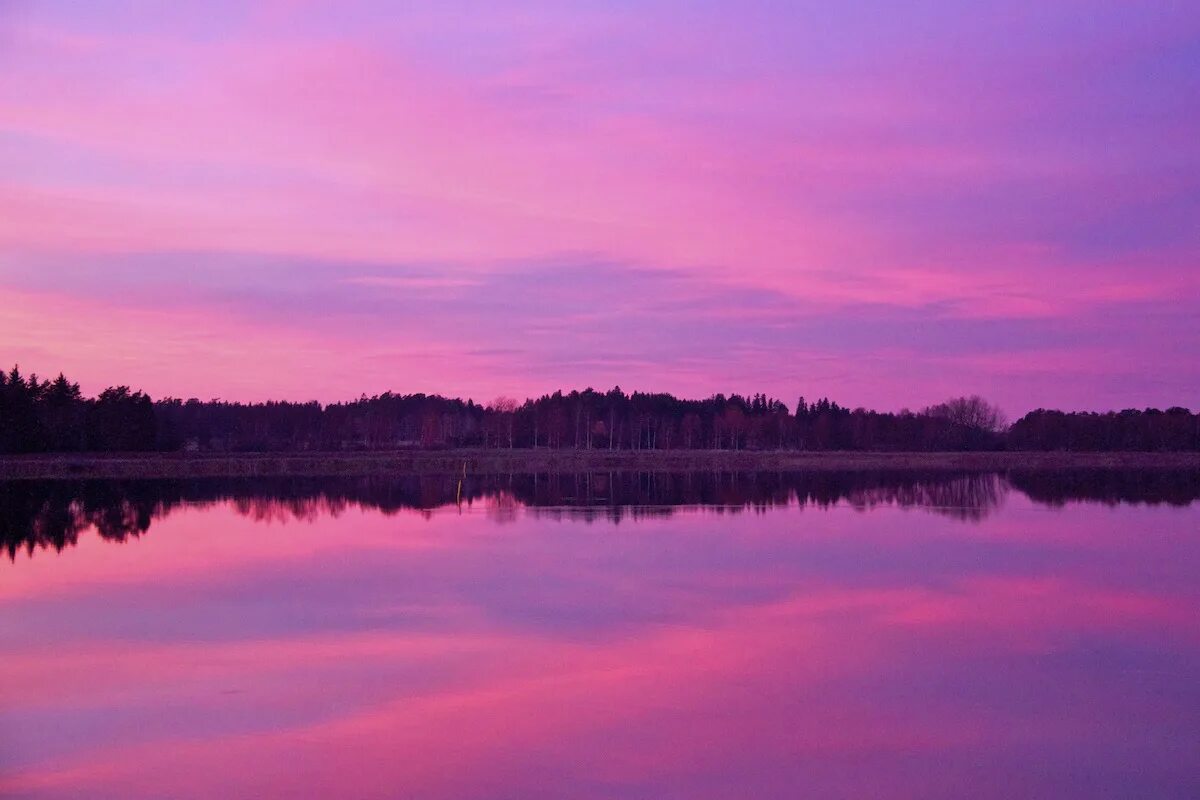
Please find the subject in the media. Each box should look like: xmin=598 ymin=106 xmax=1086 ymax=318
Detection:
xmin=1 ymin=497 xmax=1197 ymax=799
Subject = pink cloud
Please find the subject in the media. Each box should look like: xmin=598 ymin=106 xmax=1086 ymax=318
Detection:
xmin=0 ymin=1 xmax=1196 ymax=407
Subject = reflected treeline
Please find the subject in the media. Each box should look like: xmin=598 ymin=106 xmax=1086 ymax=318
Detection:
xmin=514 ymin=471 xmax=1008 ymax=525
xmin=3 ymin=469 xmax=1199 ymax=560
xmin=838 ymin=473 xmax=1007 ymax=522
xmin=1008 ymin=469 xmax=1200 ymax=508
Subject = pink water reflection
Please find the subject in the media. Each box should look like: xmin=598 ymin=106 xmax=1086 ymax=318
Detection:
xmin=2 ymin=495 xmax=1198 ymax=798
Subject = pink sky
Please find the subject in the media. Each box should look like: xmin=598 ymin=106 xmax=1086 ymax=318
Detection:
xmin=1 ymin=1 xmax=1198 ymax=413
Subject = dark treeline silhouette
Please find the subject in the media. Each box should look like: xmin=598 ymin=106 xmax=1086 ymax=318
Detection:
xmin=0 ymin=367 xmax=156 ymax=453
xmin=5 ymin=468 xmax=1199 ymax=561
xmin=2 ymin=365 xmax=1197 ymax=453
xmin=1009 ymin=408 xmax=1200 ymax=451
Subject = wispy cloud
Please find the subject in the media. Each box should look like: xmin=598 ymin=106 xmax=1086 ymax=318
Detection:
xmin=0 ymin=1 xmax=1197 ymax=410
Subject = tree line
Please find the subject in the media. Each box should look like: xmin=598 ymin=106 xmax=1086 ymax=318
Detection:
xmin=1 ymin=365 xmax=1197 ymax=453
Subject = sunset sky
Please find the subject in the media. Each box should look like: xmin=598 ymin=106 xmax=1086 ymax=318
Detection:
xmin=1 ymin=1 xmax=1197 ymax=414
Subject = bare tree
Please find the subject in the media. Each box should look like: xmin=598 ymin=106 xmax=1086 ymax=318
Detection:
xmin=488 ymin=396 xmax=519 ymax=448
xmin=923 ymin=396 xmax=1007 ymax=433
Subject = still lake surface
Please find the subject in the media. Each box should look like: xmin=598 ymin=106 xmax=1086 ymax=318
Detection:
xmin=2 ymin=470 xmax=1198 ymax=799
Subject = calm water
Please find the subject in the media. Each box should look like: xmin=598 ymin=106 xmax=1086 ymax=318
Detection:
xmin=2 ymin=471 xmax=1198 ymax=799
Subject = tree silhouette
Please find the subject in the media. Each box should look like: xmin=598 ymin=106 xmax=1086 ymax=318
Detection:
xmin=1 ymin=364 xmax=1197 ymax=454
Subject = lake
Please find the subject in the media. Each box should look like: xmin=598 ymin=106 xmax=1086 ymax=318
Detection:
xmin=2 ymin=470 xmax=1198 ymax=798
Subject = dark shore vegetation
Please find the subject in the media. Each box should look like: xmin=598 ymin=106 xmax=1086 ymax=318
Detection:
xmin=4 ymin=449 xmax=1200 ymax=481
xmin=2 ymin=365 xmax=1198 ymax=473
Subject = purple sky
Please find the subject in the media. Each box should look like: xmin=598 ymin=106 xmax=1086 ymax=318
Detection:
xmin=1 ymin=1 xmax=1198 ymax=413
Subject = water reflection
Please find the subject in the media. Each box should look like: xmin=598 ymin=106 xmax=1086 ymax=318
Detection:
xmin=1008 ymin=468 xmax=1200 ymax=507
xmin=3 ymin=469 xmax=1200 ymax=560
xmin=1 ymin=471 xmax=1198 ymax=799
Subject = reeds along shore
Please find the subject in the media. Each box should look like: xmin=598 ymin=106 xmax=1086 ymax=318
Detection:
xmin=3 ymin=450 xmax=1200 ymax=481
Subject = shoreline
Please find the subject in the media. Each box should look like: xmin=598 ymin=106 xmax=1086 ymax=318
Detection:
xmin=2 ymin=450 xmax=1199 ymax=480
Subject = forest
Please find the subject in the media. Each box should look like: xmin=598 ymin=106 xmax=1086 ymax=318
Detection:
xmin=1 ymin=365 xmax=1197 ymax=454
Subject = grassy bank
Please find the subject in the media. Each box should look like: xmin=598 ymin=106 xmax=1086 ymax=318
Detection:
xmin=2 ymin=449 xmax=1199 ymax=480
